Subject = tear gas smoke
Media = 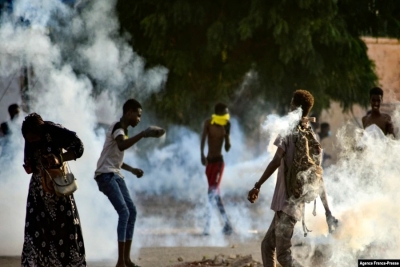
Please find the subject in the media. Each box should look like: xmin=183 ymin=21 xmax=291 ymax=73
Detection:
xmin=1 ymin=1 xmax=400 ymax=266
xmin=0 ymin=0 xmax=168 ymax=259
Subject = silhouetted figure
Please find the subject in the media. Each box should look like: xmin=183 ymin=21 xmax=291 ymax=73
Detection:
xmin=1 ymin=103 xmax=20 ymax=136
xmin=318 ymin=122 xmax=332 ymax=165
xmin=201 ymin=103 xmax=233 ymax=236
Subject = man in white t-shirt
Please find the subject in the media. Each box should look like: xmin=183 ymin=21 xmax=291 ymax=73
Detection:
xmin=95 ymin=99 xmax=165 ymax=267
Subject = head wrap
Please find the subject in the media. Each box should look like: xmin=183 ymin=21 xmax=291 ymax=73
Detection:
xmin=211 ymin=113 xmax=230 ymax=126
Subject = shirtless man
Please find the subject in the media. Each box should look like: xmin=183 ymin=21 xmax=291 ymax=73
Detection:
xmin=362 ymin=87 xmax=395 ymax=136
xmin=200 ymin=103 xmax=233 ymax=235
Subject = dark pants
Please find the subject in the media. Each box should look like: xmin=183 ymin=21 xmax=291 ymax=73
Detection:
xmin=261 ymin=211 xmax=303 ymax=267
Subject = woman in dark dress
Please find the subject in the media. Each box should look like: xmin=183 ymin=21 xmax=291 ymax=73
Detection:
xmin=21 ymin=113 xmax=86 ymax=267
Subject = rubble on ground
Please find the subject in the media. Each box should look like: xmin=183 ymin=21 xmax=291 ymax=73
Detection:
xmin=168 ymin=254 xmax=262 ymax=267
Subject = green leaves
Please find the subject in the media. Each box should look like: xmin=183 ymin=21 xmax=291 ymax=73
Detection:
xmin=207 ymin=21 xmax=224 ymax=55
xmin=114 ymin=0 xmax=398 ymax=130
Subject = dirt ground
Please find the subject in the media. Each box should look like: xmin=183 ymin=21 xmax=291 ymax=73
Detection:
xmin=0 ymin=194 xmax=331 ymax=267
xmin=0 ymin=236 xmax=264 ymax=267
xmin=0 ymin=234 xmax=330 ymax=267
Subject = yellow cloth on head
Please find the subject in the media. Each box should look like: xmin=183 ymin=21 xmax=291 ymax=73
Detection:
xmin=211 ymin=113 xmax=230 ymax=126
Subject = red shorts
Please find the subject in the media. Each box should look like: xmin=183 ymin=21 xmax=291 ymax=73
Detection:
xmin=205 ymin=161 xmax=225 ymax=191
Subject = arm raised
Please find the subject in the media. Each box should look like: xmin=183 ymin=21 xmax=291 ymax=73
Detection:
xmin=115 ymin=132 xmax=145 ymax=151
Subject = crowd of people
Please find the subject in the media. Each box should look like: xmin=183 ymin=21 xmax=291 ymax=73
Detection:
xmin=0 ymin=86 xmax=394 ymax=267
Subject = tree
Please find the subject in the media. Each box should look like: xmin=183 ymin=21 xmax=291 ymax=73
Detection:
xmin=338 ymin=0 xmax=400 ymax=38
xmin=116 ymin=0 xmax=399 ymax=130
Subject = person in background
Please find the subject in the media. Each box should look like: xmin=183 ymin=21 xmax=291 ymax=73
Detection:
xmin=318 ymin=122 xmax=332 ymax=166
xmin=362 ymin=87 xmax=395 ymax=137
xmin=0 ymin=103 xmax=21 ymax=158
xmin=200 ymin=102 xmax=233 ymax=236
xmin=318 ymin=122 xmax=331 ymax=142
xmin=1 ymin=103 xmax=20 ymax=136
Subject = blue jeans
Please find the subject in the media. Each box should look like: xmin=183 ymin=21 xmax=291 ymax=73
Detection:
xmin=95 ymin=173 xmax=137 ymax=242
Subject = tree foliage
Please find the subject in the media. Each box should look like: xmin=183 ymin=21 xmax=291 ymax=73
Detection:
xmin=339 ymin=0 xmax=400 ymax=38
xmin=116 ymin=0 xmax=399 ymax=130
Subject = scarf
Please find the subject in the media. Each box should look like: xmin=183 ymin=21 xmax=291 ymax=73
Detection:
xmin=211 ymin=113 xmax=230 ymax=126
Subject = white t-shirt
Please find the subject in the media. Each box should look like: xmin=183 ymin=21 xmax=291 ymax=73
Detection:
xmin=95 ymin=122 xmax=126 ymax=178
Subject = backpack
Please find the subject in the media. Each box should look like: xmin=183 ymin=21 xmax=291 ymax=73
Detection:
xmin=285 ymin=123 xmax=323 ymax=236
xmin=285 ymin=124 xmax=323 ymax=203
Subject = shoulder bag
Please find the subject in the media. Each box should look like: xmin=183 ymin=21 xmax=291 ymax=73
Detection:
xmin=43 ymin=162 xmax=78 ymax=197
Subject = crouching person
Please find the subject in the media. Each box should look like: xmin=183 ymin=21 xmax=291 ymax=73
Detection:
xmin=94 ymin=99 xmax=165 ymax=267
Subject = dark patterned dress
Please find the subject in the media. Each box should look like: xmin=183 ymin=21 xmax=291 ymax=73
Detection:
xmin=21 ymin=122 xmax=86 ymax=267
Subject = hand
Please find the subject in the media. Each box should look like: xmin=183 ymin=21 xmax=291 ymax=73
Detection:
xmin=326 ymin=212 xmax=339 ymax=234
xmin=201 ymin=154 xmax=207 ymax=166
xmin=142 ymin=126 xmax=166 ymax=138
xmin=131 ymin=168 xmax=144 ymax=178
xmin=247 ymin=187 xmax=260 ymax=203
xmin=41 ymin=154 xmax=60 ymax=168
xmin=225 ymin=142 xmax=231 ymax=152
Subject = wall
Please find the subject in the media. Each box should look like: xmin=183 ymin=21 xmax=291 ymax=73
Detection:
xmin=319 ymin=37 xmax=400 ymax=165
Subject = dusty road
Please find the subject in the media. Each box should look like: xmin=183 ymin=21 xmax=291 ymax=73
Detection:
xmin=0 ymin=232 xmax=329 ymax=267
xmin=1 ymin=235 xmax=264 ymax=267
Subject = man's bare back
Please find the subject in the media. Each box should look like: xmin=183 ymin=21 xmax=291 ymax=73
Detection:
xmin=362 ymin=113 xmax=394 ymax=136
xmin=204 ymin=118 xmax=226 ymax=158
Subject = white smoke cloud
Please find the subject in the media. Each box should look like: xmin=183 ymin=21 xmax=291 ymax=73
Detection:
xmin=299 ymin=110 xmax=400 ymax=266
xmin=2 ymin=1 xmax=400 ymax=266
xmin=0 ymin=0 xmax=168 ymax=260
xmin=261 ymin=107 xmax=302 ymax=153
